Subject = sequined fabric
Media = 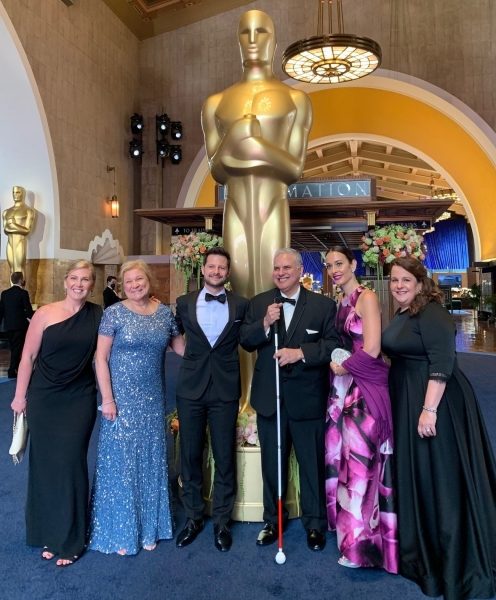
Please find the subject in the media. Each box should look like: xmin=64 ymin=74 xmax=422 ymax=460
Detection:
xmin=88 ymin=302 xmax=179 ymax=555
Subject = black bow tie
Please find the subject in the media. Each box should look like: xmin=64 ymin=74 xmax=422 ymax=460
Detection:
xmin=275 ymin=296 xmax=296 ymax=306
xmin=205 ymin=292 xmax=226 ymax=304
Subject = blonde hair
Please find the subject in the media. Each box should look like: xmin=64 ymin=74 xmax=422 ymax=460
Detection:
xmin=64 ymin=260 xmax=96 ymax=282
xmin=119 ymin=260 xmax=153 ymax=286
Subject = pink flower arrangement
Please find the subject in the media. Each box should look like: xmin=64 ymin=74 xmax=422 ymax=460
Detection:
xmin=236 ymin=411 xmax=259 ymax=447
xmin=361 ymin=225 xmax=426 ymax=269
xmin=171 ymin=231 xmax=223 ymax=292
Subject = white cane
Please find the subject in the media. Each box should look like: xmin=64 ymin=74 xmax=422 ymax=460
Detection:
xmin=273 ymin=317 xmax=286 ymax=565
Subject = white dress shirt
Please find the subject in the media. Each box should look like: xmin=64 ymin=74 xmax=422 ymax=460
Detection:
xmin=196 ymin=288 xmax=228 ymax=347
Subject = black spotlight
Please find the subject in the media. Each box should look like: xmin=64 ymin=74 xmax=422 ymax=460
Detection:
xmin=156 ymin=139 xmax=170 ymax=162
xmin=156 ymin=113 xmax=170 ymax=136
xmin=129 ymin=139 xmax=144 ymax=159
xmin=170 ymin=121 xmax=183 ymax=140
xmin=130 ymin=113 xmax=144 ymax=135
xmin=170 ymin=145 xmax=182 ymax=164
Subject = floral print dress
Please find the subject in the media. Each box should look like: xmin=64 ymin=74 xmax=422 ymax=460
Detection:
xmin=325 ymin=286 xmax=398 ymax=572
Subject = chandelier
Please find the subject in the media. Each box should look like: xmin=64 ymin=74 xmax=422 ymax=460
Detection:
xmin=282 ymin=0 xmax=381 ymax=84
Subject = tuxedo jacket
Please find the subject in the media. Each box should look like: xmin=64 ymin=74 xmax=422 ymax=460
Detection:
xmin=0 ymin=285 xmax=33 ymax=331
xmin=175 ymin=290 xmax=249 ymax=403
xmin=240 ymin=286 xmax=339 ymax=420
xmin=103 ymin=286 xmax=120 ymax=308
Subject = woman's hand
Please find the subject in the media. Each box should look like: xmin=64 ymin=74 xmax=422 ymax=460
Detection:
xmin=11 ymin=396 xmax=27 ymax=414
xmin=418 ymin=411 xmax=437 ymax=438
xmin=330 ymin=361 xmax=348 ymax=376
xmin=101 ymin=400 xmax=117 ymax=421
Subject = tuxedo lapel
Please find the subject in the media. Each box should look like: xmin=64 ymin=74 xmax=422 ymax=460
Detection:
xmin=285 ymin=287 xmax=307 ymax=344
xmin=213 ymin=291 xmax=235 ymax=348
xmin=187 ymin=290 xmax=211 ymax=347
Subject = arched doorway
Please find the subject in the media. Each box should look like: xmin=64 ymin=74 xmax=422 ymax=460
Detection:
xmin=181 ymin=71 xmax=496 ymax=262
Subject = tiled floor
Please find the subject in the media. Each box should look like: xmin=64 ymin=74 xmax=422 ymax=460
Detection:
xmin=451 ymin=310 xmax=496 ymax=354
xmin=0 ymin=311 xmax=494 ymax=381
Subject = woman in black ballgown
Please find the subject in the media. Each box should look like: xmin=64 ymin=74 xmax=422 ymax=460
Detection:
xmin=11 ymin=260 xmax=102 ymax=567
xmin=382 ymin=256 xmax=496 ymax=600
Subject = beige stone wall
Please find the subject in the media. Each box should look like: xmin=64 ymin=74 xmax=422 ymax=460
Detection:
xmin=2 ymin=0 xmax=140 ymax=255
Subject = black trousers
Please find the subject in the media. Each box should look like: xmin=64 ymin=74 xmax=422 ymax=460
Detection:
xmin=257 ymin=404 xmax=327 ymax=532
xmin=177 ymin=382 xmax=238 ymax=527
xmin=7 ymin=328 xmax=27 ymax=377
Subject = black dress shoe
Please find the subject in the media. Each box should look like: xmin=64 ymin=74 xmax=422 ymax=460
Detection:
xmin=176 ymin=518 xmax=204 ymax=548
xmin=256 ymin=522 xmax=277 ymax=546
xmin=306 ymin=529 xmax=326 ymax=551
xmin=213 ymin=525 xmax=232 ymax=552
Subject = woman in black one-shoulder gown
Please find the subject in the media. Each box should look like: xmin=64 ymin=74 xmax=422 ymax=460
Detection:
xmin=11 ymin=261 xmax=101 ymax=566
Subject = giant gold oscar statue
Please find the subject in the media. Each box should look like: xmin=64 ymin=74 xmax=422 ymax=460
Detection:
xmin=202 ymin=9 xmax=312 ymax=411
xmin=3 ymin=186 xmax=35 ymax=276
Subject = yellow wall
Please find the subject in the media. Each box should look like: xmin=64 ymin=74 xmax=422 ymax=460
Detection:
xmin=194 ymin=86 xmax=496 ymax=260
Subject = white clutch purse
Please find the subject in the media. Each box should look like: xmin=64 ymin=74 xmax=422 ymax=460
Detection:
xmin=331 ymin=348 xmax=352 ymax=365
xmin=9 ymin=411 xmax=28 ymax=465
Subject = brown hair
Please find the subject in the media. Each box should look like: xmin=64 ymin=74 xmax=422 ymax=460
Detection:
xmin=391 ymin=256 xmax=444 ymax=315
xmin=204 ymin=246 xmax=231 ymax=270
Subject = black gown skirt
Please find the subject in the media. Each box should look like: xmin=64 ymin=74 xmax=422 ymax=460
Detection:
xmin=382 ymin=302 xmax=496 ymax=600
xmin=26 ymin=302 xmax=101 ymax=559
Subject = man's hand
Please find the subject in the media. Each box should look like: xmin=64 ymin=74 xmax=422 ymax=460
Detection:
xmin=263 ymin=302 xmax=282 ymax=330
xmin=274 ymin=347 xmax=304 ymax=366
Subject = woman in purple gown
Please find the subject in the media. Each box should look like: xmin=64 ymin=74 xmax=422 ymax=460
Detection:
xmin=324 ymin=246 xmax=398 ymax=572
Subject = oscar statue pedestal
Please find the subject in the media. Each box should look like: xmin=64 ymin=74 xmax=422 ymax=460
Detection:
xmin=202 ymin=445 xmax=300 ymax=522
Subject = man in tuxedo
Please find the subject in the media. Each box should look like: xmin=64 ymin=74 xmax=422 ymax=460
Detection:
xmin=240 ymin=248 xmax=339 ymax=551
xmin=103 ymin=275 xmax=120 ymax=308
xmin=0 ymin=271 xmax=33 ymax=378
xmin=174 ymin=247 xmax=249 ymax=552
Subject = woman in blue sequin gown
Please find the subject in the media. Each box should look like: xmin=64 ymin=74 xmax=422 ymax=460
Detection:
xmin=88 ymin=260 xmax=184 ymax=556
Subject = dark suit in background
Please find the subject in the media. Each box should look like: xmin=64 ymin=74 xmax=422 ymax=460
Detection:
xmin=175 ymin=289 xmax=249 ymax=527
xmin=240 ymin=286 xmax=339 ymax=533
xmin=0 ymin=283 xmax=33 ymax=377
xmin=103 ymin=285 xmax=120 ymax=308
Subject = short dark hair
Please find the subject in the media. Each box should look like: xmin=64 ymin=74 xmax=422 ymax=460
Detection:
xmin=204 ymin=246 xmax=231 ymax=270
xmin=106 ymin=275 xmax=117 ymax=283
xmin=11 ymin=271 xmax=24 ymax=285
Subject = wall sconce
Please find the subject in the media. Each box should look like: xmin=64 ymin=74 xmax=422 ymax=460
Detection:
xmin=106 ymin=165 xmax=120 ymax=218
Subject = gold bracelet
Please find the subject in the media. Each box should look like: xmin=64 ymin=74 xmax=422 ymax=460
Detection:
xmin=101 ymin=400 xmax=115 ymax=406
xmin=422 ymin=405 xmax=437 ymax=413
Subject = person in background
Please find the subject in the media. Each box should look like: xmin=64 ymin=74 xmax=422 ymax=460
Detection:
xmin=88 ymin=260 xmax=184 ymax=556
xmin=0 ymin=271 xmax=34 ymax=378
xmin=382 ymin=256 xmax=496 ymax=600
xmin=240 ymin=248 xmax=339 ymax=552
xmin=174 ymin=247 xmax=248 ymax=552
xmin=324 ymin=246 xmax=398 ymax=572
xmin=11 ymin=260 xmax=102 ymax=567
xmin=103 ymin=275 xmax=120 ymax=308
